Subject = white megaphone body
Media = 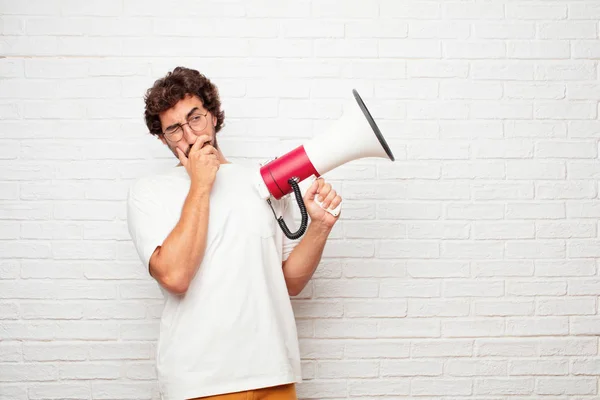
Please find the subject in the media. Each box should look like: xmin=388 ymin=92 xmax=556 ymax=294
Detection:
xmin=256 ymin=89 xmax=395 ymax=239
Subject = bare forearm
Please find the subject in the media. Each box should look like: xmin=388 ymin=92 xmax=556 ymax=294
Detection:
xmin=152 ymin=185 xmax=210 ymax=292
xmin=282 ymin=222 xmax=332 ymax=296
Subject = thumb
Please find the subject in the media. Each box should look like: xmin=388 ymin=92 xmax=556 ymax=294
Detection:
xmin=176 ymin=148 xmax=187 ymax=167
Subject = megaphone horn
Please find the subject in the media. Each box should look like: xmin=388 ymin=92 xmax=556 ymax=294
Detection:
xmin=257 ymin=89 xmax=395 ymax=239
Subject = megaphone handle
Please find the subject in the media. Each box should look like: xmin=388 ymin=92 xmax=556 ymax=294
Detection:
xmin=315 ymin=197 xmax=342 ymax=217
xmin=267 ymin=177 xmax=309 ymax=240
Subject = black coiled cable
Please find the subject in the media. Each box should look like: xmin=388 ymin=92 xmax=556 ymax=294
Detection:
xmin=267 ymin=177 xmax=308 ymax=240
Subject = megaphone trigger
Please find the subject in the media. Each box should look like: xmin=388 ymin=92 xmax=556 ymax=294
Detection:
xmin=315 ymin=196 xmax=342 ymax=217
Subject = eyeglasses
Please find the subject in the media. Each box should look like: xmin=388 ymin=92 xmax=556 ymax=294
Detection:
xmin=162 ymin=111 xmax=209 ymax=142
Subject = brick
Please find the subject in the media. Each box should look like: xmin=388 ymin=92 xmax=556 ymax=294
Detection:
xmin=475 ymin=300 xmax=534 ymax=317
xmin=382 ymin=359 xmax=442 ymax=376
xmin=345 ymin=340 xmax=409 ymax=359
xmin=315 ymin=320 xmax=377 ymax=339
xmin=29 ymin=383 xmax=90 ymax=399
xmin=378 ymin=319 xmax=440 ymax=338
xmin=472 ymin=261 xmax=534 ymax=278
xmin=447 ymin=359 xmax=507 ymax=376
xmin=535 ymin=62 xmax=597 ymax=81
xmin=380 ymin=280 xmax=441 ymax=298
xmin=409 ymin=21 xmax=470 ymax=39
xmin=505 ymin=83 xmax=566 ymax=100
xmin=475 ymin=378 xmax=534 ymax=395
xmin=536 ymin=378 xmax=597 ymax=395
xmin=0 ymin=364 xmax=57 ymax=382
xmin=344 ymin=300 xmax=407 ymax=318
xmin=380 ymin=2 xmax=441 ymax=19
xmin=91 ymin=382 xmax=154 ymax=399
xmin=537 ymin=297 xmax=597 ymax=316
xmin=445 ymin=41 xmax=506 ymax=59
xmin=572 ymin=359 xmax=600 ymax=375
xmin=475 ymin=339 xmax=538 ymax=357
xmin=442 ymin=161 xmax=505 ymax=179
xmin=506 ymin=317 xmax=569 ymax=336
xmin=412 ymin=378 xmax=473 ymax=395
xmin=505 ymin=121 xmax=567 ymax=138
xmin=0 ymin=342 xmax=21 ymax=362
xmin=571 ymin=317 xmax=600 ymax=335
xmin=442 ymin=319 xmax=505 ymax=337
xmin=539 ymin=338 xmax=598 ymax=356
xmin=317 ymin=361 xmax=379 ymax=378
xmin=474 ymin=23 xmax=535 ymax=39
xmin=443 ymin=3 xmax=504 ymax=19
xmin=346 ymin=21 xmax=407 ymax=38
xmin=412 ymin=340 xmax=473 ymax=357
xmin=507 ymin=3 xmax=566 ymax=20
xmin=299 ymin=339 xmax=344 ymax=360
xmin=473 ymin=222 xmax=534 ymax=240
xmin=348 ymin=379 xmax=410 ymax=396
xmin=408 ymin=299 xmax=470 ymax=317
xmin=507 ymin=280 xmax=567 ymax=296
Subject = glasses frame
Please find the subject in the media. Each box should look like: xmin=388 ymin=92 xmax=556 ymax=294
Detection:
xmin=162 ymin=111 xmax=209 ymax=143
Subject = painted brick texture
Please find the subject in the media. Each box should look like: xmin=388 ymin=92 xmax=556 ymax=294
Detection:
xmin=1 ymin=1 xmax=599 ymax=399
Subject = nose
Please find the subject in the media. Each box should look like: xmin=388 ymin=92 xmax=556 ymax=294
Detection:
xmin=182 ymin=123 xmax=197 ymax=143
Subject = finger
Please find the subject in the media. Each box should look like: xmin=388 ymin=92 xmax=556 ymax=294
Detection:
xmin=317 ymin=183 xmax=331 ymax=202
xmin=322 ymin=189 xmax=336 ymax=209
xmin=317 ymin=178 xmax=326 ymax=191
xmin=175 ymin=148 xmax=187 ymax=167
xmin=190 ymin=135 xmax=212 ymax=154
xmin=329 ymin=195 xmax=342 ymax=210
xmin=200 ymin=144 xmax=217 ymax=155
xmin=304 ymin=178 xmax=320 ymax=201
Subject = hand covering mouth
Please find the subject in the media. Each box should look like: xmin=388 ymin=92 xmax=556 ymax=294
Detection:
xmin=185 ymin=139 xmax=212 ymax=157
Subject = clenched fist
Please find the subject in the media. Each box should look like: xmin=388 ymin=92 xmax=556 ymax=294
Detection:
xmin=176 ymin=134 xmax=220 ymax=194
xmin=303 ymin=177 xmax=342 ymax=229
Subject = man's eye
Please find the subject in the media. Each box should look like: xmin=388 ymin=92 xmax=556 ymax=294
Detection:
xmin=191 ymin=116 xmax=202 ymax=122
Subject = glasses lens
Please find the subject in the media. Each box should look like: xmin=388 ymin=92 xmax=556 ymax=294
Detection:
xmin=189 ymin=114 xmax=207 ymax=131
xmin=164 ymin=127 xmax=182 ymax=141
xmin=165 ymin=125 xmax=179 ymax=135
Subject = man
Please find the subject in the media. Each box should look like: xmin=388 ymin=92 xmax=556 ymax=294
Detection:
xmin=126 ymin=66 xmax=341 ymax=400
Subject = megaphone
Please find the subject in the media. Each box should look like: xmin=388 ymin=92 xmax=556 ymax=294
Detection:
xmin=256 ymin=89 xmax=395 ymax=239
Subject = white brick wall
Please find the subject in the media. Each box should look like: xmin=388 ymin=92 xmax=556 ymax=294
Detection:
xmin=1 ymin=0 xmax=599 ymax=399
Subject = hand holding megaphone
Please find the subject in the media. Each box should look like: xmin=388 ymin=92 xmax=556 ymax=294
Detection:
xmin=300 ymin=175 xmax=342 ymax=218
xmin=256 ymin=89 xmax=395 ymax=239
xmin=314 ymin=189 xmax=342 ymax=218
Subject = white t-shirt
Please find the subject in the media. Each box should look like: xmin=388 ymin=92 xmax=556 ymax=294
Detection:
xmin=126 ymin=162 xmax=302 ymax=400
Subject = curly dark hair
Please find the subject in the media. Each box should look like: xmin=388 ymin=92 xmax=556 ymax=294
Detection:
xmin=144 ymin=66 xmax=225 ymax=137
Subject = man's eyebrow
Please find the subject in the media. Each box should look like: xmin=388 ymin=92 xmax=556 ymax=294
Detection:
xmin=164 ymin=107 xmax=200 ymax=131
xmin=186 ymin=107 xmax=200 ymax=119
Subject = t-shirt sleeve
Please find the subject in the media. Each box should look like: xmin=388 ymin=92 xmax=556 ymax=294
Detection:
xmin=126 ymin=181 xmax=174 ymax=272
xmin=281 ymin=194 xmax=301 ymax=262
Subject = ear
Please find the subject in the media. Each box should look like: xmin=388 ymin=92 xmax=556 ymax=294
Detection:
xmin=212 ymin=113 xmax=217 ymax=127
xmin=158 ymin=134 xmax=167 ymax=145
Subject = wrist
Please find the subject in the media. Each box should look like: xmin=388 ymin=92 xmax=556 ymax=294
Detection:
xmin=307 ymin=220 xmax=333 ymax=237
xmin=189 ymin=184 xmax=211 ymax=202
